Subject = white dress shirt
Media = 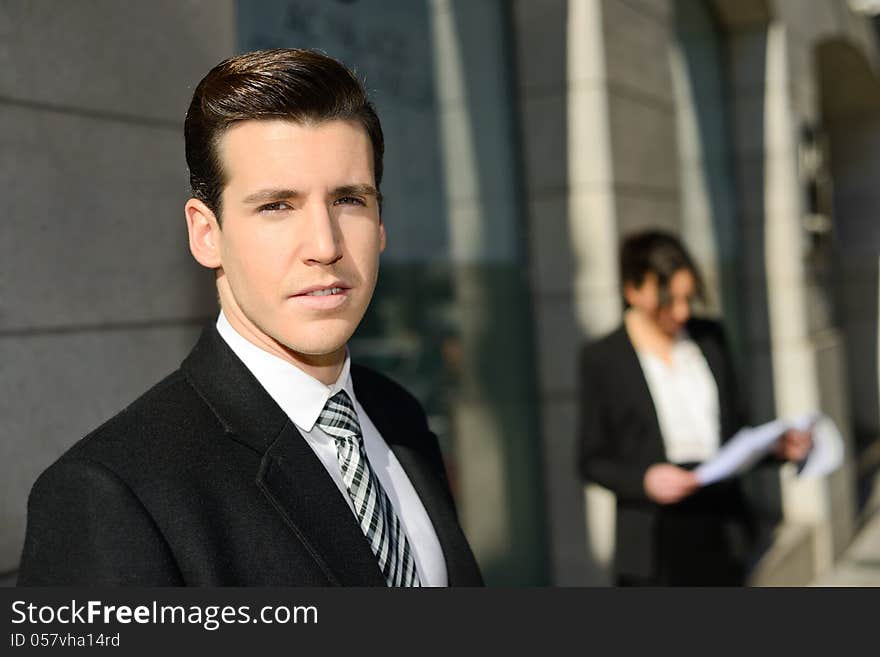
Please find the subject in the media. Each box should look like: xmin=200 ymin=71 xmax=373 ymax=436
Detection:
xmin=216 ymin=311 xmax=448 ymax=586
xmin=636 ymin=331 xmax=721 ymax=464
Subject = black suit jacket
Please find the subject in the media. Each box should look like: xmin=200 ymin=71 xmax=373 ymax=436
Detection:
xmin=577 ymin=317 xmax=752 ymax=580
xmin=18 ymin=326 xmax=483 ymax=586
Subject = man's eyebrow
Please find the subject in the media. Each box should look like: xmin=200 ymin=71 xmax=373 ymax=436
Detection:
xmin=241 ymin=185 xmax=380 ymax=205
xmin=331 ymin=183 xmax=379 ymax=197
xmin=332 ymin=183 xmax=379 ymax=197
xmin=241 ymin=188 xmax=302 ymax=205
xmin=334 ymin=184 xmax=382 ymax=208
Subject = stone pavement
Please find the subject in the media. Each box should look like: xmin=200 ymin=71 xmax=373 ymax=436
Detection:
xmin=811 ymin=485 xmax=880 ymax=586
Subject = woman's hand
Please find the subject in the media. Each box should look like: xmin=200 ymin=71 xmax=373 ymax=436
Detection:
xmin=774 ymin=428 xmax=813 ymax=463
xmin=643 ymin=463 xmax=700 ymax=505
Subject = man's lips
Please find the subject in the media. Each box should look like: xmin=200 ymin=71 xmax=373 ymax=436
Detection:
xmin=288 ymin=282 xmax=351 ymax=310
xmin=292 ymin=281 xmax=350 ymax=297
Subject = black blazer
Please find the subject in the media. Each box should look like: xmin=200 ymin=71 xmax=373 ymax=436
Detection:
xmin=18 ymin=326 xmax=483 ymax=586
xmin=577 ymin=317 xmax=750 ymax=579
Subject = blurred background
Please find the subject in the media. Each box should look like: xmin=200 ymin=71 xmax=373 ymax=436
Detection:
xmin=3 ymin=0 xmax=880 ymax=586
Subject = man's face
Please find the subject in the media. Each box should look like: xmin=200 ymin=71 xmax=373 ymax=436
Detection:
xmin=209 ymin=118 xmax=385 ymax=364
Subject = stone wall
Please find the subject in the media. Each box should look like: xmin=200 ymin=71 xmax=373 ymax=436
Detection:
xmin=0 ymin=0 xmax=235 ymax=576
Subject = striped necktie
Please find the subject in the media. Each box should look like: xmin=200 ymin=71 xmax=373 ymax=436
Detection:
xmin=317 ymin=390 xmax=421 ymax=587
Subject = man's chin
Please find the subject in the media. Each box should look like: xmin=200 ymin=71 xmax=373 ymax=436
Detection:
xmin=258 ymin=314 xmax=360 ymax=363
xmin=273 ymin=332 xmax=352 ymax=361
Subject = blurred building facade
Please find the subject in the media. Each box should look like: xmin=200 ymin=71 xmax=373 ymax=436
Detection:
xmin=2 ymin=0 xmax=879 ymax=585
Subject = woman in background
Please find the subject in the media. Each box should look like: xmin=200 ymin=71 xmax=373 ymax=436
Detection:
xmin=577 ymin=230 xmax=810 ymax=586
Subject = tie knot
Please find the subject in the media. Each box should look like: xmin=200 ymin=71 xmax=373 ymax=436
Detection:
xmin=316 ymin=390 xmax=362 ymax=443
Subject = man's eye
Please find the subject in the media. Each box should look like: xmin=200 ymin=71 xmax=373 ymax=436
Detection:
xmin=259 ymin=201 xmax=292 ymax=213
xmin=335 ymin=196 xmax=366 ymax=206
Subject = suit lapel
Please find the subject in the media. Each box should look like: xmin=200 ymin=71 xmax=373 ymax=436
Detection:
xmin=181 ymin=326 xmax=384 ymax=586
xmin=257 ymin=424 xmax=385 ymax=586
xmin=688 ymin=321 xmax=736 ymax=444
xmin=691 ymin=325 xmax=724 ymax=385
xmin=352 ymin=369 xmax=483 ymax=586
xmin=614 ymin=326 xmax=668 ymax=462
xmin=387 ymin=442 xmax=482 ymax=585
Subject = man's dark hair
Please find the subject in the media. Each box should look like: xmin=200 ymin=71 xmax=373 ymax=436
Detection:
xmin=184 ymin=48 xmax=384 ymax=220
xmin=619 ymin=230 xmax=705 ymax=307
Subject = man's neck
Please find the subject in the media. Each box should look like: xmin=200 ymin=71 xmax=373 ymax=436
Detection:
xmin=221 ymin=307 xmax=346 ymax=385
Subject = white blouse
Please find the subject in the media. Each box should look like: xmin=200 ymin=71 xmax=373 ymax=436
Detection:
xmin=636 ymin=333 xmax=721 ymax=464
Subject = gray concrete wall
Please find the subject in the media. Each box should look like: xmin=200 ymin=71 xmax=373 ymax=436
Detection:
xmin=718 ymin=0 xmax=880 ymax=582
xmin=673 ymin=0 xmax=743 ymax=326
xmin=604 ymin=0 xmax=681 ymax=240
xmin=819 ymin=37 xmax=880 ymax=502
xmin=0 ymin=0 xmax=236 ymax=577
xmin=513 ymin=0 xmax=681 ymax=585
xmin=513 ymin=0 xmax=592 ymax=585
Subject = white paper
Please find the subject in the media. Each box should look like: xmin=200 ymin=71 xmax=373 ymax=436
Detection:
xmin=694 ymin=412 xmax=839 ymax=486
xmin=694 ymin=419 xmax=789 ymax=486
xmin=797 ymin=414 xmax=844 ymax=478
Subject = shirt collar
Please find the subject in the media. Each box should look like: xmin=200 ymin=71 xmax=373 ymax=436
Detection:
xmin=215 ymin=311 xmax=355 ymax=432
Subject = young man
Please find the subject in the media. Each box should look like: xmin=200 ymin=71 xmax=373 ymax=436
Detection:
xmin=17 ymin=49 xmax=483 ymax=587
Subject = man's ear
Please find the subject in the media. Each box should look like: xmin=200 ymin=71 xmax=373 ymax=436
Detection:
xmin=378 ymin=221 xmax=387 ymax=253
xmin=185 ymin=198 xmax=222 ymax=269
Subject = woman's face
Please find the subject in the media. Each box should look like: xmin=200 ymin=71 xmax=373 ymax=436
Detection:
xmin=625 ymin=268 xmax=697 ymax=338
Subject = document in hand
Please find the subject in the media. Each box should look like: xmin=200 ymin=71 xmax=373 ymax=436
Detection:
xmin=694 ymin=412 xmax=843 ymax=486
xmin=797 ymin=414 xmax=844 ymax=478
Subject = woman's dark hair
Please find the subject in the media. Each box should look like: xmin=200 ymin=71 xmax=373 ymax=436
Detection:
xmin=619 ymin=230 xmax=705 ymax=307
xmin=184 ymin=48 xmax=384 ymax=221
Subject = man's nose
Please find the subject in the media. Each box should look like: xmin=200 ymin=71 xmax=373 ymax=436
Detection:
xmin=301 ymin=203 xmax=343 ymax=265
